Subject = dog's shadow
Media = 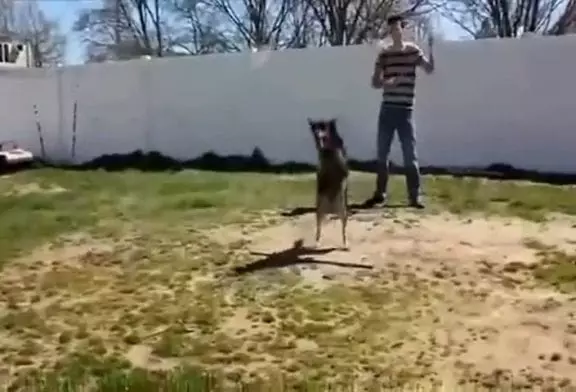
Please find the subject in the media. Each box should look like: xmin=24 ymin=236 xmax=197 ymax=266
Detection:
xmin=233 ymin=239 xmax=373 ymax=275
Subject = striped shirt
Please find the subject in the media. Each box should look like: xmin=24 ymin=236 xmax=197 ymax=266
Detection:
xmin=375 ymin=43 xmax=425 ymax=108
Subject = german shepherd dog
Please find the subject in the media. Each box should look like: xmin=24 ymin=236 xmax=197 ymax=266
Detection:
xmin=308 ymin=118 xmax=349 ymax=249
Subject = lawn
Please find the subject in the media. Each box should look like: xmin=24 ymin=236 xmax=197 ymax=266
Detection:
xmin=0 ymin=168 xmax=575 ymax=391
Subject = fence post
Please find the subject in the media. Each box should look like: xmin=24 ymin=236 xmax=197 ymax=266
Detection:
xmin=56 ymin=64 xmax=66 ymax=163
xmin=140 ymin=56 xmax=153 ymax=153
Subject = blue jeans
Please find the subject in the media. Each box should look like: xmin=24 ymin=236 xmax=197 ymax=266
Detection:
xmin=375 ymin=103 xmax=421 ymax=202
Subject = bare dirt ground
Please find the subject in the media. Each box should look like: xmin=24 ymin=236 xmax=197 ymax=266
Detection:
xmin=2 ymin=208 xmax=576 ymax=389
xmin=229 ymin=210 xmax=576 ymax=388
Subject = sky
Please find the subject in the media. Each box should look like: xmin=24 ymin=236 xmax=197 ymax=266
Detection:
xmin=38 ymin=0 xmax=469 ymax=65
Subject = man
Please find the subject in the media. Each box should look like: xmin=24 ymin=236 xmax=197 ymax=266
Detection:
xmin=365 ymin=14 xmax=434 ymax=209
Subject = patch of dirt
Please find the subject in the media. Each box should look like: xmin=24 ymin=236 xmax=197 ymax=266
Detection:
xmin=3 ymin=211 xmax=576 ymax=389
xmin=4 ymin=182 xmax=67 ymax=196
xmin=276 ymin=173 xmax=316 ymax=181
xmin=232 ymin=211 xmax=576 ymax=387
xmin=0 ymin=233 xmax=155 ymax=377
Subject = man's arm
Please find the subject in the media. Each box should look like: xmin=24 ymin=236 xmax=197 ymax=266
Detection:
xmin=416 ymin=44 xmax=434 ymax=74
xmin=371 ymin=52 xmax=385 ymax=89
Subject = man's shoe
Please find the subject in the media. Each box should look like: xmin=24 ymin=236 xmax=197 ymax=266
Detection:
xmin=408 ymin=199 xmax=425 ymax=209
xmin=363 ymin=194 xmax=387 ymax=208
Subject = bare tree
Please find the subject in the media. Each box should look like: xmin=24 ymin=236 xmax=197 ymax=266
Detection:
xmin=292 ymin=0 xmax=317 ymax=45
xmin=0 ymin=0 xmax=16 ymax=33
xmin=440 ymin=0 xmax=568 ymax=37
xmin=18 ymin=0 xmax=66 ymax=67
xmin=301 ymin=0 xmax=433 ymax=46
xmin=0 ymin=0 xmax=66 ymax=67
xmin=280 ymin=1 xmax=318 ymax=47
xmin=549 ymin=0 xmax=576 ymax=34
xmin=203 ymin=0 xmax=298 ymax=50
xmin=409 ymin=11 xmax=436 ymax=42
xmin=74 ymin=0 xmax=167 ymax=62
xmin=169 ymin=0 xmax=236 ymax=54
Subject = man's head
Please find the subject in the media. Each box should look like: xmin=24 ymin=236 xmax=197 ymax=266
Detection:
xmin=387 ymin=15 xmax=406 ymax=43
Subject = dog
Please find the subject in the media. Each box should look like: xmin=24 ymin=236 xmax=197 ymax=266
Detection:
xmin=308 ymin=118 xmax=349 ymax=249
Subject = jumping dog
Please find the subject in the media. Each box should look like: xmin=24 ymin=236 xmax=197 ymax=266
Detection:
xmin=308 ymin=118 xmax=349 ymax=249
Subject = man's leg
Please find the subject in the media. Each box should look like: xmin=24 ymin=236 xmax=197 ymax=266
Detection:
xmin=396 ymin=108 xmax=423 ymax=208
xmin=367 ymin=103 xmax=396 ymax=207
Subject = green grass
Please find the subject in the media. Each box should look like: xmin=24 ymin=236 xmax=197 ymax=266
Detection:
xmin=1 ymin=170 xmax=574 ymax=256
xmin=0 ymin=168 xmax=575 ymax=391
xmin=533 ymin=250 xmax=576 ymax=293
xmin=5 ymin=366 xmax=539 ymax=392
xmin=522 ymin=239 xmax=576 ymax=293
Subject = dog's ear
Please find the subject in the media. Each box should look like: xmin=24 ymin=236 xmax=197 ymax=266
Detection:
xmin=307 ymin=119 xmax=321 ymax=150
xmin=325 ymin=118 xmax=335 ymax=131
xmin=307 ymin=118 xmax=317 ymax=134
xmin=327 ymin=118 xmax=345 ymax=149
xmin=327 ymin=118 xmax=338 ymax=136
xmin=307 ymin=119 xmax=316 ymax=137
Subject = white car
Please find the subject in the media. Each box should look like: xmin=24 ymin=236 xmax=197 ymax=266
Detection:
xmin=0 ymin=141 xmax=34 ymax=166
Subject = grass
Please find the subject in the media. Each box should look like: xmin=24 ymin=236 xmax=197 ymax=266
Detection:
xmin=0 ymin=168 xmax=575 ymax=391
xmin=533 ymin=250 xmax=576 ymax=292
xmin=521 ymin=239 xmax=576 ymax=293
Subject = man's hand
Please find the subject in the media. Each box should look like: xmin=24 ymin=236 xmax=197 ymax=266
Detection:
xmin=427 ymin=35 xmax=435 ymax=73
xmin=381 ymin=77 xmax=397 ymax=87
xmin=418 ymin=37 xmax=435 ymax=74
xmin=371 ymin=75 xmax=396 ymax=89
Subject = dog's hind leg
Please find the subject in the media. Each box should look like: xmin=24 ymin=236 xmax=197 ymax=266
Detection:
xmin=315 ymin=197 xmax=326 ymax=247
xmin=340 ymin=213 xmax=348 ymax=250
xmin=338 ymin=194 xmax=348 ymax=250
xmin=315 ymin=210 xmax=323 ymax=247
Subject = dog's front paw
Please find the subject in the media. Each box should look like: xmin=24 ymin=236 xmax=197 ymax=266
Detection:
xmin=340 ymin=245 xmax=349 ymax=251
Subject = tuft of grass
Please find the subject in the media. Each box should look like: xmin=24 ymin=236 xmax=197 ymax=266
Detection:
xmin=5 ymin=364 xmax=564 ymax=391
xmin=532 ymin=249 xmax=576 ymax=292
